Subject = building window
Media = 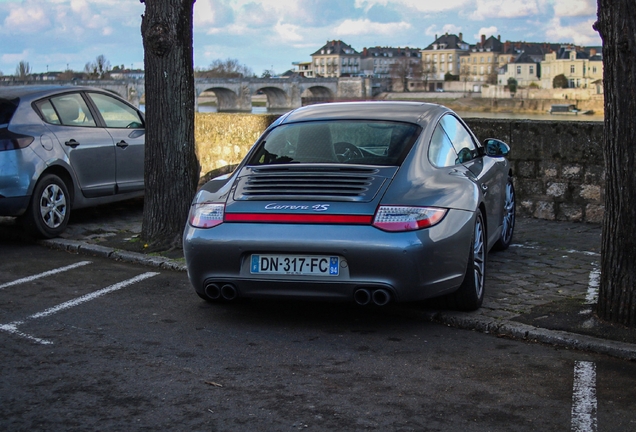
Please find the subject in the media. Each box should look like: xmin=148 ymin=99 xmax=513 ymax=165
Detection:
xmin=441 ymin=54 xmax=445 ymax=62
xmin=517 ymin=66 xmax=522 ymax=75
xmin=448 ymin=54 xmax=453 ymax=62
xmin=529 ymin=65 xmax=534 ymax=74
xmin=593 ymin=66 xmax=597 ymax=73
xmin=570 ymin=65 xmax=575 ymax=74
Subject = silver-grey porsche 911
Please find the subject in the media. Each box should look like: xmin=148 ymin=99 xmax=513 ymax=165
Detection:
xmin=183 ymin=101 xmax=515 ymax=311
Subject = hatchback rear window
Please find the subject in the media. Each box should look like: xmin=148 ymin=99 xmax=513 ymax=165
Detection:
xmin=0 ymin=98 xmax=19 ymax=127
xmin=248 ymin=120 xmax=421 ymax=166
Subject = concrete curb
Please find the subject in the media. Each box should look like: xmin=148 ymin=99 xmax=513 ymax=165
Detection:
xmin=40 ymin=238 xmax=187 ymax=272
xmin=427 ymin=312 xmax=636 ymax=361
xmin=41 ymin=237 xmax=636 ymax=361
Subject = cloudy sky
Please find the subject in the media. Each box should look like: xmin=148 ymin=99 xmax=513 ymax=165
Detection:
xmin=0 ymin=0 xmax=601 ymax=77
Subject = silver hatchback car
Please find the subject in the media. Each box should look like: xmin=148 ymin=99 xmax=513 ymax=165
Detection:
xmin=0 ymin=86 xmax=145 ymax=238
xmin=183 ymin=102 xmax=516 ymax=311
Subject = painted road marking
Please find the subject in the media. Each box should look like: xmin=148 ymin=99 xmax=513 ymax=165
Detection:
xmin=585 ymin=264 xmax=600 ymax=305
xmin=0 ymin=261 xmax=92 ymax=290
xmin=572 ymin=361 xmax=597 ymax=432
xmin=0 ymin=271 xmax=159 ymax=345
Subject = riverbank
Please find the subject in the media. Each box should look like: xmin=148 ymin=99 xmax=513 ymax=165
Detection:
xmin=378 ymin=92 xmax=605 ymax=117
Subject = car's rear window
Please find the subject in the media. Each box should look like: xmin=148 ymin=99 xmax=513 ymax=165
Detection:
xmin=0 ymin=98 xmax=19 ymax=127
xmin=248 ymin=120 xmax=421 ymax=166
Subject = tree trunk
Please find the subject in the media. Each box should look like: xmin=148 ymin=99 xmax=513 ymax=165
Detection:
xmin=140 ymin=0 xmax=199 ymax=250
xmin=595 ymin=0 xmax=636 ymax=326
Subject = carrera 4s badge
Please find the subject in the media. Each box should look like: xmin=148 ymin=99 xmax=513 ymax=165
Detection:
xmin=265 ymin=203 xmax=331 ymax=212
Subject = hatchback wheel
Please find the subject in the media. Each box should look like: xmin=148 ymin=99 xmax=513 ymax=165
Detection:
xmin=23 ymin=174 xmax=71 ymax=238
xmin=446 ymin=211 xmax=486 ymax=311
xmin=494 ymin=176 xmax=516 ymax=251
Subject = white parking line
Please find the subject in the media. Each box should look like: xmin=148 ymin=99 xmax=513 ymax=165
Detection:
xmin=0 ymin=271 xmax=159 ymax=345
xmin=0 ymin=261 xmax=92 ymax=290
xmin=585 ymin=265 xmax=600 ymax=305
xmin=572 ymin=361 xmax=597 ymax=432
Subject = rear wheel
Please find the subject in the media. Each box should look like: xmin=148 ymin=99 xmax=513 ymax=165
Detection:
xmin=446 ymin=211 xmax=486 ymax=311
xmin=494 ymin=176 xmax=516 ymax=251
xmin=23 ymin=174 xmax=71 ymax=238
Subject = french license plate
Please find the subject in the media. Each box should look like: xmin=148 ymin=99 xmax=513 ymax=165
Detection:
xmin=250 ymin=254 xmax=339 ymax=276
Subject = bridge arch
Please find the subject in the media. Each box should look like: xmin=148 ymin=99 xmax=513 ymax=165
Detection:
xmin=300 ymin=85 xmax=335 ymax=104
xmin=253 ymin=86 xmax=289 ymax=109
xmin=199 ymin=86 xmax=245 ymax=112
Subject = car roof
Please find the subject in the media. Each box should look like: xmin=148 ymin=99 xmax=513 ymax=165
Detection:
xmin=0 ymin=85 xmax=119 ymax=102
xmin=280 ymin=101 xmax=452 ymax=126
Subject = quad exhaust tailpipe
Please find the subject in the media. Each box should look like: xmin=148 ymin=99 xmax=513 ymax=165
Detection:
xmin=221 ymin=284 xmax=238 ymax=301
xmin=354 ymin=288 xmax=391 ymax=306
xmin=204 ymin=283 xmax=221 ymax=300
xmin=204 ymin=283 xmax=238 ymax=301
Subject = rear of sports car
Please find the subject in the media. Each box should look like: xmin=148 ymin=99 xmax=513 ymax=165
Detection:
xmin=183 ymin=106 xmax=477 ymax=305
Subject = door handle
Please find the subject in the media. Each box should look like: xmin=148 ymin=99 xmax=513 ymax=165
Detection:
xmin=65 ymin=139 xmax=80 ymax=148
xmin=116 ymin=140 xmax=129 ymax=149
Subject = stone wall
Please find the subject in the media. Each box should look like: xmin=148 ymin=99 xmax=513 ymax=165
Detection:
xmin=194 ymin=113 xmax=605 ymax=223
xmin=466 ymin=119 xmax=604 ymax=223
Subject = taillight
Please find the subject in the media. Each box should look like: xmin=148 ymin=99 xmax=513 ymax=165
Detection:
xmin=372 ymin=206 xmax=447 ymax=232
xmin=188 ymin=203 xmax=225 ymax=228
xmin=0 ymin=129 xmax=34 ymax=152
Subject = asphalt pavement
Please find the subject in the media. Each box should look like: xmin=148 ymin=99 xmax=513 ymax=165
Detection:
xmin=2 ymin=197 xmax=635 ymax=361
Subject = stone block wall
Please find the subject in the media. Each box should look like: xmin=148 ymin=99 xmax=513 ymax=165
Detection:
xmin=194 ymin=113 xmax=605 ymax=223
xmin=466 ymin=119 xmax=604 ymax=223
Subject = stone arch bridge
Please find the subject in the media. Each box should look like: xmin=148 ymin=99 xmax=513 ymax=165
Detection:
xmin=2 ymin=77 xmax=378 ymax=112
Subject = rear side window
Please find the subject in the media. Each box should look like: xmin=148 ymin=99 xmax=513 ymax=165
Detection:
xmin=0 ymin=98 xmax=18 ymax=126
xmin=439 ymin=115 xmax=479 ymax=163
xmin=48 ymin=94 xmax=96 ymax=127
xmin=88 ymin=92 xmax=144 ymax=129
xmin=248 ymin=120 xmax=421 ymax=166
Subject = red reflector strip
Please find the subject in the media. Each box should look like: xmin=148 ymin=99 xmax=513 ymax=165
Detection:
xmin=225 ymin=213 xmax=373 ymax=224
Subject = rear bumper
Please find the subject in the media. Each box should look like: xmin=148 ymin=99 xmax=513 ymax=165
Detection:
xmin=183 ymin=208 xmax=475 ymax=303
xmin=0 ymin=195 xmax=30 ymax=216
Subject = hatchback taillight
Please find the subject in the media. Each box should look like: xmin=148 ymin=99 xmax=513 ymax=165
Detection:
xmin=372 ymin=206 xmax=447 ymax=232
xmin=0 ymin=129 xmax=34 ymax=152
xmin=188 ymin=203 xmax=225 ymax=228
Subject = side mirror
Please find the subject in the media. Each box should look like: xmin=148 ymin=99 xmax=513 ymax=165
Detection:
xmin=483 ymin=138 xmax=510 ymax=157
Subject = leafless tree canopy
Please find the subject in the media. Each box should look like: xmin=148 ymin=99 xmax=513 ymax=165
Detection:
xmin=195 ymin=58 xmax=254 ymax=78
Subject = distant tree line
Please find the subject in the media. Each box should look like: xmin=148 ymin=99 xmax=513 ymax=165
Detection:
xmin=195 ymin=58 xmax=278 ymax=79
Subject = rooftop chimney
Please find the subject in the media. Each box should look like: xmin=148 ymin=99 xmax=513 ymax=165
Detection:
xmin=481 ymin=34 xmax=486 ymax=45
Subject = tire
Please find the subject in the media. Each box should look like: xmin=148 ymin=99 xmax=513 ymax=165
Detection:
xmin=493 ymin=176 xmax=516 ymax=251
xmin=446 ymin=211 xmax=486 ymax=311
xmin=23 ymin=174 xmax=71 ymax=239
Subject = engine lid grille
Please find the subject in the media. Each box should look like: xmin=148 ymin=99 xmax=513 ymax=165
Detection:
xmin=233 ymin=166 xmax=393 ymax=202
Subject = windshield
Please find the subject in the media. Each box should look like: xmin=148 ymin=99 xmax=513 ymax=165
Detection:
xmin=247 ymin=120 xmax=421 ymax=166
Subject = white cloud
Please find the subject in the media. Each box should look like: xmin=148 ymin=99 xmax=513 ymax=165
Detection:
xmin=553 ymin=0 xmax=596 ymax=18
xmin=355 ymin=0 xmax=471 ymax=13
xmin=2 ymin=3 xmax=51 ymax=33
xmin=273 ymin=21 xmax=304 ymax=43
xmin=334 ymin=18 xmax=411 ymax=36
xmin=545 ymin=17 xmax=599 ymax=45
xmin=475 ymin=26 xmax=499 ymax=40
xmin=425 ymin=24 xmax=463 ymax=37
xmin=1 ymin=50 xmax=33 ymax=66
xmin=193 ymin=0 xmax=216 ymax=26
xmin=470 ymin=0 xmax=543 ymax=20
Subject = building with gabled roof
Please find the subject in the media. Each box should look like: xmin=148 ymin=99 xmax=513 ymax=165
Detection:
xmin=311 ymin=40 xmax=361 ymax=77
xmin=359 ymin=46 xmax=421 ymax=79
xmin=421 ymin=33 xmax=470 ymax=84
xmin=540 ymin=45 xmax=603 ymax=89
